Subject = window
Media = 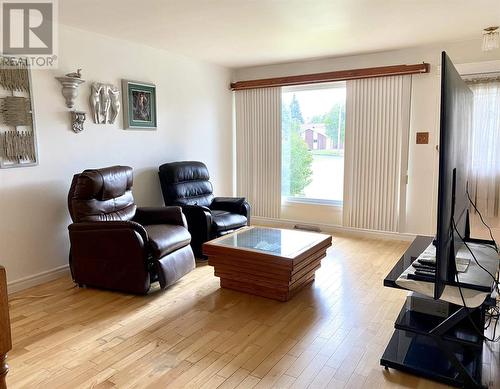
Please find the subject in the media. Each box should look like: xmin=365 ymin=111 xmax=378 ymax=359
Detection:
xmin=281 ymin=82 xmax=346 ymax=205
xmin=469 ymin=80 xmax=500 ymax=220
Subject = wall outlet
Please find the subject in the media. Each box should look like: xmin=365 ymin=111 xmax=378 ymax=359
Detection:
xmin=416 ymin=132 xmax=429 ymax=144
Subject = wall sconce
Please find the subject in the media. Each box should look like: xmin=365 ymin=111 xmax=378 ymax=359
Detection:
xmin=55 ymin=69 xmax=85 ymax=109
xmin=56 ymin=69 xmax=87 ymax=133
xmin=482 ymin=26 xmax=499 ymax=51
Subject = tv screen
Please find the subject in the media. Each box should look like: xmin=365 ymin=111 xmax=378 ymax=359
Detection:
xmin=435 ymin=51 xmax=473 ymax=299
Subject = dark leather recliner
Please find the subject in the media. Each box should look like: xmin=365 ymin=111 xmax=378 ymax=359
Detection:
xmin=67 ymin=165 xmax=195 ymax=294
xmin=158 ymin=161 xmax=250 ymax=257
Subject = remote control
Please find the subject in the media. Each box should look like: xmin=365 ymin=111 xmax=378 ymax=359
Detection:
xmin=408 ymin=272 xmax=435 ymax=282
xmin=418 ymin=257 xmax=436 ymax=267
xmin=412 ymin=262 xmax=436 ymax=271
xmin=414 ymin=268 xmax=436 ymax=277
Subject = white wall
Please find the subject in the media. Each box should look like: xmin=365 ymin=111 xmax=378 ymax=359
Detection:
xmin=0 ymin=26 xmax=233 ymax=288
xmin=234 ymin=39 xmax=500 ymax=235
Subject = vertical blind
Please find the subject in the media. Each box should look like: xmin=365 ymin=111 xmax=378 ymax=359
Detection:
xmin=343 ymin=75 xmax=411 ymax=232
xmin=235 ymin=87 xmax=281 ymax=218
xmin=468 ymin=81 xmax=500 ymax=219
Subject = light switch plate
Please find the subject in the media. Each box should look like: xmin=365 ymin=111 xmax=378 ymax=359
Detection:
xmin=416 ymin=132 xmax=429 ymax=144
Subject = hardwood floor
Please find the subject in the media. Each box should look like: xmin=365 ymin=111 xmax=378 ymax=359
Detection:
xmin=6 ymin=235 xmax=500 ymax=388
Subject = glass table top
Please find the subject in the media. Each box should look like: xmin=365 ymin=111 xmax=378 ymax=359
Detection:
xmin=210 ymin=227 xmax=329 ymax=258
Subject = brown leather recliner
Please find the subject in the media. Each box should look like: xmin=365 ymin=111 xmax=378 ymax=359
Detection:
xmin=67 ymin=165 xmax=195 ymax=294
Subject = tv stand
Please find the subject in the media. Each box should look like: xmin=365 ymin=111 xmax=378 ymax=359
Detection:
xmin=381 ymin=236 xmax=497 ymax=388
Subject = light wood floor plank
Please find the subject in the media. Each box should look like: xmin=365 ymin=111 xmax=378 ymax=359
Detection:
xmin=218 ymin=368 xmax=252 ymax=389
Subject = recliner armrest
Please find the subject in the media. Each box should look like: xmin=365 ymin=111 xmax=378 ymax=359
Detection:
xmin=178 ymin=205 xmax=212 ymax=256
xmin=211 ymin=197 xmax=251 ymax=221
xmin=69 ymin=220 xmax=148 ymax=243
xmin=68 ymin=221 xmax=151 ymax=294
xmin=181 ymin=205 xmax=212 ymax=225
xmin=134 ymin=206 xmax=187 ymax=228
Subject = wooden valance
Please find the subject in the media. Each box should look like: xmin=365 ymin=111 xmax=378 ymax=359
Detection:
xmin=231 ymin=63 xmax=430 ymax=90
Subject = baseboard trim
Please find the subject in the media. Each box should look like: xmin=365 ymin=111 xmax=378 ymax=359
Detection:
xmin=7 ymin=264 xmax=70 ymax=294
xmin=252 ymin=216 xmax=417 ymax=241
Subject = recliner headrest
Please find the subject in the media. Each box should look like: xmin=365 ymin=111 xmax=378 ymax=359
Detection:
xmin=159 ymin=161 xmax=210 ymax=183
xmin=73 ymin=166 xmax=133 ymax=201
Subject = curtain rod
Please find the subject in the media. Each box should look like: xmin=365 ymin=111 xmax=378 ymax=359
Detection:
xmin=231 ymin=63 xmax=430 ymax=91
xmin=463 ymin=72 xmax=500 ymax=84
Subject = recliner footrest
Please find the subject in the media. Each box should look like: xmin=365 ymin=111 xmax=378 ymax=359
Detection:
xmin=156 ymin=245 xmax=195 ymax=289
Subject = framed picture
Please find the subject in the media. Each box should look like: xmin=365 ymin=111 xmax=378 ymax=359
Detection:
xmin=121 ymin=80 xmax=157 ymax=130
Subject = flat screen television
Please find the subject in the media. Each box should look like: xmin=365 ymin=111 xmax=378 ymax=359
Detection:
xmin=434 ymin=51 xmax=473 ymax=299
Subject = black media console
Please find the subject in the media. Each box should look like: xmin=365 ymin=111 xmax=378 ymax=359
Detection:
xmin=381 ymin=236 xmax=497 ymax=388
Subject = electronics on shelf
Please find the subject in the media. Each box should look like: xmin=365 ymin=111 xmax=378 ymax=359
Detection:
xmin=406 ymin=292 xmax=450 ymax=318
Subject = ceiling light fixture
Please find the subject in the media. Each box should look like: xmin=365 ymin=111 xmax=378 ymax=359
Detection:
xmin=482 ymin=26 xmax=499 ymax=51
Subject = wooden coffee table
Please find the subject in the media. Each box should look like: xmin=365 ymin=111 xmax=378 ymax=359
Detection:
xmin=203 ymin=226 xmax=332 ymax=301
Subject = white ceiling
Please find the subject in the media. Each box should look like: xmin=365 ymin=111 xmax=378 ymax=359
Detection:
xmin=60 ymin=0 xmax=500 ymax=68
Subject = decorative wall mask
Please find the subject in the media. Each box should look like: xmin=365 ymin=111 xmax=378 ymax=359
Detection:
xmin=71 ymin=111 xmax=86 ymax=133
xmin=0 ymin=56 xmax=38 ymax=168
xmin=89 ymin=83 xmax=121 ymax=124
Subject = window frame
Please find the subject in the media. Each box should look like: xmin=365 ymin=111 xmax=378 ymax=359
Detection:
xmin=284 ymin=196 xmax=343 ymax=207
xmin=281 ymin=81 xmax=346 ymax=206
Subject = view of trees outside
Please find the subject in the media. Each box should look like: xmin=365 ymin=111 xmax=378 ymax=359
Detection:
xmin=282 ymin=85 xmax=346 ymax=201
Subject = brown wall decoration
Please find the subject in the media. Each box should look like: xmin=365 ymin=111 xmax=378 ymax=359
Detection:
xmin=0 ymin=57 xmax=38 ymax=168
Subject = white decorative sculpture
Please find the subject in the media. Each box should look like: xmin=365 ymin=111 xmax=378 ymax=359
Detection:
xmin=89 ymin=83 xmax=102 ymax=123
xmin=101 ymin=84 xmax=111 ymax=123
xmin=109 ymin=86 xmax=121 ymax=124
xmin=89 ymin=82 xmax=120 ymax=124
